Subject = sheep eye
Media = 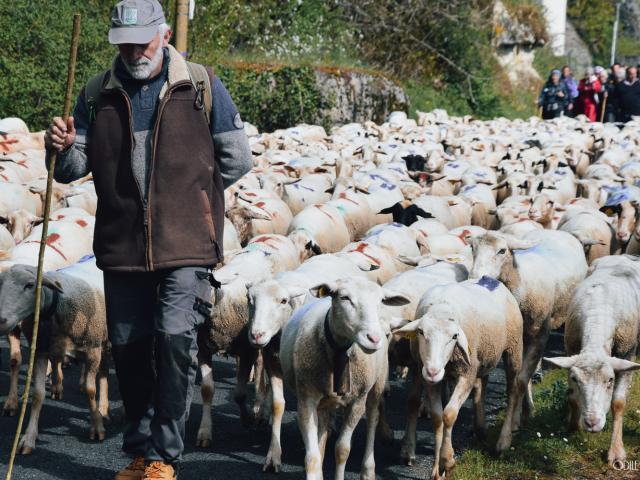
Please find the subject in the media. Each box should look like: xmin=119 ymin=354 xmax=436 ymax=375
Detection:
xmin=452 ymin=333 xmax=458 ymax=340
xmin=570 ymin=374 xmax=578 ymax=382
xmin=280 ymin=298 xmax=287 ymax=305
xmin=497 ymin=248 xmax=507 ymax=255
xmin=340 ymin=296 xmax=352 ymax=303
xmin=608 ymin=377 xmax=614 ymax=385
xmin=24 ymin=283 xmax=34 ymax=290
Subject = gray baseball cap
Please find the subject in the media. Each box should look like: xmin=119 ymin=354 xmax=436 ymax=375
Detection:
xmin=108 ymin=0 xmax=166 ymax=45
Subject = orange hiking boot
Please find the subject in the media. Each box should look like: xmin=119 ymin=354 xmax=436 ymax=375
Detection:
xmin=115 ymin=457 xmax=146 ymax=479
xmin=143 ymin=461 xmax=177 ymax=480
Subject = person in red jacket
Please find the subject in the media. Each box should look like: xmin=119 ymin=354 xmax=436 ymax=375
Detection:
xmin=575 ymin=68 xmax=602 ymax=122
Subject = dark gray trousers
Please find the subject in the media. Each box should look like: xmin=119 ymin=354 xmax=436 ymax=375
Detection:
xmin=104 ymin=267 xmax=213 ymax=465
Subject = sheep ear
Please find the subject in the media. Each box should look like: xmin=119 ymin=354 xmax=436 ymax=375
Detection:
xmin=397 ymin=255 xmax=420 ymax=266
xmin=416 ymin=207 xmax=433 ymax=218
xmin=608 ymin=357 xmax=640 ymax=373
xmin=388 ymin=316 xmax=412 ymax=331
xmin=245 ymin=206 xmax=271 ymax=221
xmin=542 ymin=356 xmax=576 ymax=370
xmin=382 ymin=290 xmax=411 ymax=306
xmin=505 ymin=236 xmax=539 ymax=250
xmin=391 ymin=319 xmax=420 ymax=339
xmin=287 ymin=286 xmax=308 ymax=298
xmin=305 ymin=240 xmax=322 ymax=255
xmin=456 ymin=329 xmax=472 ymax=365
xmin=378 ymin=204 xmax=397 ymax=215
xmin=212 ymin=271 xmax=239 ymax=286
xmin=309 ymin=282 xmax=337 ymax=298
xmin=42 ymin=277 xmax=64 ymax=294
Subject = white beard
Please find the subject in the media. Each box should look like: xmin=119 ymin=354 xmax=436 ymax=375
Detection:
xmin=121 ymin=43 xmax=164 ymax=80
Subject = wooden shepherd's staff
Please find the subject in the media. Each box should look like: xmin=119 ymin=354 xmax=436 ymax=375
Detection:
xmin=4 ymin=13 xmax=81 ymax=480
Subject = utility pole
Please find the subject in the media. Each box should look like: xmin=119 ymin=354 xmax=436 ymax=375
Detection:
xmin=174 ymin=0 xmax=190 ymax=58
xmin=611 ymin=1 xmax=624 ymax=66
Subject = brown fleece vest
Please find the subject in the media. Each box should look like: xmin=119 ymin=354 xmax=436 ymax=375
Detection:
xmin=88 ymin=79 xmax=224 ymax=271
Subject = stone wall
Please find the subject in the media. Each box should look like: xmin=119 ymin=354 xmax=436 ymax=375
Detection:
xmin=314 ymin=69 xmax=409 ymax=125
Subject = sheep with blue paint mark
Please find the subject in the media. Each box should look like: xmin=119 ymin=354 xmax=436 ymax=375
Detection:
xmin=470 ymin=229 xmax=588 ymax=423
xmin=393 ymin=277 xmax=525 ymax=478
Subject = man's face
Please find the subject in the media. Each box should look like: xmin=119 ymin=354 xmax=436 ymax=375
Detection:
xmin=562 ymin=67 xmax=571 ymax=77
xmin=118 ymin=27 xmax=170 ymax=80
xmin=628 ymin=67 xmax=638 ymax=81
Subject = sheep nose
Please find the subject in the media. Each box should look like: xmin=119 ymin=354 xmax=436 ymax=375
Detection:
xmin=367 ymin=334 xmax=380 ymax=345
xmin=583 ymin=417 xmax=598 ymax=429
xmin=251 ymin=331 xmax=264 ymax=343
xmin=427 ymin=368 xmax=440 ymax=378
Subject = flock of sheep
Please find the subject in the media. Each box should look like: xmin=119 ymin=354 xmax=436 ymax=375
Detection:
xmin=1 ymin=109 xmax=640 ymax=479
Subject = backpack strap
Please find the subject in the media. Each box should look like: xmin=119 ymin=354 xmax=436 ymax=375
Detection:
xmin=84 ymin=70 xmax=110 ymax=125
xmin=186 ymin=61 xmax=214 ymax=126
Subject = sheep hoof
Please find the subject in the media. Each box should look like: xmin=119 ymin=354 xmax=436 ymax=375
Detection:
xmin=50 ymin=389 xmax=63 ymax=400
xmin=263 ymin=455 xmax=282 ymax=473
xmin=401 ymin=442 xmax=416 ymax=466
xmin=195 ymin=436 xmax=212 ymax=448
xmin=2 ymin=402 xmax=18 ymax=417
xmin=101 ymin=413 xmax=111 ymax=425
xmin=607 ymin=446 xmax=626 ymax=467
xmin=18 ymin=436 xmax=34 ymax=455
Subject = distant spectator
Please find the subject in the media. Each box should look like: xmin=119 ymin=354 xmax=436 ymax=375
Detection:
xmin=610 ymin=63 xmax=622 ymax=82
xmin=614 ymin=66 xmax=640 ymax=122
xmin=575 ymin=67 xmax=601 ymax=122
xmin=598 ymin=67 xmax=615 ymax=122
xmin=538 ymin=69 xmax=570 ymax=120
xmin=561 ymin=65 xmax=579 ymax=116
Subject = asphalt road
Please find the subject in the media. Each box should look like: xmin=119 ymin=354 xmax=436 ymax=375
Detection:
xmin=0 ymin=333 xmax=564 ymax=480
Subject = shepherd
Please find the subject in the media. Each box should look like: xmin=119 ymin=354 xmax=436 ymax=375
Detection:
xmin=43 ymin=1 xmax=253 ymax=479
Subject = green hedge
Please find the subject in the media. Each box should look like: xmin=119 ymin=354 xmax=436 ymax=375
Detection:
xmin=0 ymin=1 xmax=113 ymax=130
xmin=215 ymin=63 xmax=323 ymax=133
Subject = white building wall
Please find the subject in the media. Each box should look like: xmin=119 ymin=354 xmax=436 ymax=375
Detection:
xmin=541 ymin=0 xmax=567 ymax=56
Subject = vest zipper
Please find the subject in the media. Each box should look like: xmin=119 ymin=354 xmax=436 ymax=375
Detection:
xmin=120 ymin=90 xmax=152 ymax=271
xmin=147 ymin=80 xmax=192 ymax=271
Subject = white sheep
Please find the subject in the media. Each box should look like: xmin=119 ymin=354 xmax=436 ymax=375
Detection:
xmin=394 ymin=278 xmax=525 ymax=479
xmin=280 ymin=277 xmax=409 ymax=480
xmin=544 ymin=255 xmax=640 ymax=467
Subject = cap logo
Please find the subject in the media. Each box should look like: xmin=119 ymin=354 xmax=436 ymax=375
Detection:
xmin=122 ymin=7 xmax=138 ymax=25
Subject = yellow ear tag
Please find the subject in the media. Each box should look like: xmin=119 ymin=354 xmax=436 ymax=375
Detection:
xmin=318 ymin=286 xmax=328 ymax=297
xmin=468 ymin=345 xmax=472 ymax=355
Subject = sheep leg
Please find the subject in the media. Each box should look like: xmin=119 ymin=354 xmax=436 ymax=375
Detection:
xmin=376 ymin=394 xmax=394 ymax=445
xmin=360 ymin=388 xmax=383 ymax=480
xmin=297 ymin=397 xmax=323 ymax=480
xmin=334 ymin=397 xmax=367 ymax=480
xmin=497 ymin=348 xmax=526 ymax=454
xmin=18 ymin=354 xmax=48 ymax=455
xmin=2 ymin=329 xmax=22 ymax=416
xmin=97 ymin=352 xmax=110 ymax=423
xmin=263 ymin=350 xmax=285 ymax=473
xmin=78 ymin=361 xmax=86 ymax=393
xmin=608 ymin=371 xmax=634 ymax=467
xmin=235 ymin=349 xmax=258 ymax=428
xmin=427 ymin=382 xmax=444 ymax=480
xmin=317 ymin=408 xmax=331 ymax=464
xmin=472 ymin=376 xmax=488 ymax=440
xmin=85 ymin=347 xmax=105 ymax=441
xmin=253 ymin=349 xmax=268 ymax=425
xmin=50 ymin=360 xmax=64 ymax=400
xmin=196 ymin=354 xmax=214 ymax=448
xmin=400 ymin=368 xmax=423 ymax=466
xmin=567 ymin=383 xmax=580 ymax=432
xmin=440 ymin=376 xmax=475 ymax=476
xmin=520 ymin=327 xmax=550 ymax=422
